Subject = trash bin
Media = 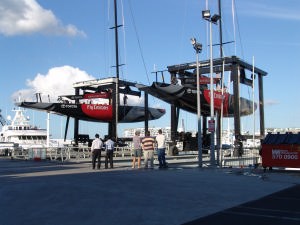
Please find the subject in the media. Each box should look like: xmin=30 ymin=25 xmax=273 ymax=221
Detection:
xmin=262 ymin=133 xmax=300 ymax=168
xmin=29 ymin=148 xmax=46 ymax=161
xmin=28 ymin=149 xmax=34 ymax=160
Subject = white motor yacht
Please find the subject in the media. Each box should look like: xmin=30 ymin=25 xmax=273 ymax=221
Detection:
xmin=0 ymin=108 xmax=47 ymax=152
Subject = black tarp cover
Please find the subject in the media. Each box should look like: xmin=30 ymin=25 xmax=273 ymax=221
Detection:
xmin=263 ymin=133 xmax=300 ymax=145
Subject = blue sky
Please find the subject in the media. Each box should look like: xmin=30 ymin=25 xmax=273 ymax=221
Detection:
xmin=0 ymin=0 xmax=299 ymax=139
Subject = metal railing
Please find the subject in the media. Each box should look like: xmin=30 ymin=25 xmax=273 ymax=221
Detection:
xmin=5 ymin=145 xmax=262 ymax=169
xmin=220 ymin=147 xmax=261 ymax=168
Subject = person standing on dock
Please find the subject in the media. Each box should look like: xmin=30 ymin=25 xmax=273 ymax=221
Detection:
xmin=104 ymin=136 xmax=115 ymax=169
xmin=132 ymin=130 xmax=142 ymax=169
xmin=156 ymin=129 xmax=168 ymax=169
xmin=91 ymin=133 xmax=103 ymax=170
xmin=141 ymin=131 xmax=156 ymax=169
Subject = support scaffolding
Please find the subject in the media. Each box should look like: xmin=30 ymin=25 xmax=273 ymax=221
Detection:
xmin=167 ymin=56 xmax=267 ymax=156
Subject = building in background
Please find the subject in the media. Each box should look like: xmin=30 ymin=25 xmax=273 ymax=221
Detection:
xmin=123 ymin=127 xmax=172 ymax=140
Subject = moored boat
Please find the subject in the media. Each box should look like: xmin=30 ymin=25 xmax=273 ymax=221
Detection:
xmin=136 ymin=81 xmax=256 ymax=117
xmin=0 ymin=108 xmax=48 ymax=152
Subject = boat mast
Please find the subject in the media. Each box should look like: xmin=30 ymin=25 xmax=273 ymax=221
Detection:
xmin=216 ymin=0 xmax=224 ymax=165
xmin=110 ymin=0 xmax=121 ymax=139
xmin=218 ymin=0 xmax=223 ymax=59
xmin=114 ymin=0 xmax=120 ymax=80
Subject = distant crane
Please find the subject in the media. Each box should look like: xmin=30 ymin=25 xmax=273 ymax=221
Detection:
xmin=0 ymin=110 xmax=6 ymax=126
xmin=181 ymin=119 xmax=185 ymax=133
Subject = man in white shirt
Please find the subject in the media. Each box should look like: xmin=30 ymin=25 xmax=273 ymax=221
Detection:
xmin=156 ymin=129 xmax=168 ymax=168
xmin=91 ymin=133 xmax=103 ymax=169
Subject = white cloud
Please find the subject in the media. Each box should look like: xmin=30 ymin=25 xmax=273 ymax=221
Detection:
xmin=0 ymin=0 xmax=86 ymax=36
xmin=12 ymin=65 xmax=145 ymax=106
xmin=12 ymin=66 xmax=95 ymax=102
xmin=265 ymin=99 xmax=279 ymax=106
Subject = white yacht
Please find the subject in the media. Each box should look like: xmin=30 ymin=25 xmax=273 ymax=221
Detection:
xmin=0 ymin=108 xmax=48 ymax=152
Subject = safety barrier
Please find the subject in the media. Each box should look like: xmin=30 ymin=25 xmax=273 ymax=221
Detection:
xmin=221 ymin=148 xmax=261 ymax=168
xmin=7 ymin=145 xmax=262 ymax=169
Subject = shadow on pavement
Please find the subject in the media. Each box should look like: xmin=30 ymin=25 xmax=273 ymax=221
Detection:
xmin=183 ymin=184 xmax=300 ymax=225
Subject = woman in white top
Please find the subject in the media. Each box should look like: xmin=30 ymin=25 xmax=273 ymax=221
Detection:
xmin=132 ymin=130 xmax=142 ymax=168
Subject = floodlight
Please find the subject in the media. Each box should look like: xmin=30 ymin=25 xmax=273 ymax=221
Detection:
xmin=202 ymin=10 xmax=211 ymax=20
xmin=190 ymin=37 xmax=196 ymax=46
xmin=195 ymin=43 xmax=203 ymax=52
xmin=190 ymin=37 xmax=202 ymax=53
xmin=211 ymin=14 xmax=221 ymax=24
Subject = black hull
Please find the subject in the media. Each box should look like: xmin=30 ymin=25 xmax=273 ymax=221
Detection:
xmin=136 ymin=82 xmax=256 ymax=117
xmin=15 ymin=102 xmax=165 ymax=123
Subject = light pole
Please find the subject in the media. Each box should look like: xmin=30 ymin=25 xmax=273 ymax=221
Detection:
xmin=202 ymin=10 xmax=221 ymax=166
xmin=191 ymin=37 xmax=203 ymax=168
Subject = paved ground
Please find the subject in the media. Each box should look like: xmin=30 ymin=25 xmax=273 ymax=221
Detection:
xmin=183 ymin=184 xmax=300 ymax=225
xmin=0 ymin=158 xmax=299 ymax=225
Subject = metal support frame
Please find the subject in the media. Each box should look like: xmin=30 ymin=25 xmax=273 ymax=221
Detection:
xmin=170 ymin=104 xmax=180 ymax=136
xmin=170 ymin=103 xmax=179 ymax=155
xmin=167 ymin=56 xmax=267 ymax=155
xmin=70 ymin=79 xmax=142 ymax=144
xmin=74 ymin=87 xmax=80 ymax=146
xmin=232 ymin=62 xmax=242 ymax=156
xmin=258 ymin=73 xmax=265 ymax=138
xmin=144 ymin=92 xmax=149 ymax=134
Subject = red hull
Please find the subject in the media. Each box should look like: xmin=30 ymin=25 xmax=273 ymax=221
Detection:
xmin=203 ymin=89 xmax=230 ymax=115
xmin=81 ymin=104 xmax=113 ymax=121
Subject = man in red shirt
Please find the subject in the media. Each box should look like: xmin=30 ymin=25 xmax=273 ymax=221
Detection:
xmin=141 ymin=131 xmax=156 ymax=169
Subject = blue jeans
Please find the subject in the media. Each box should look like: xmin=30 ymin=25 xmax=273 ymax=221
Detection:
xmin=157 ymin=148 xmax=166 ymax=167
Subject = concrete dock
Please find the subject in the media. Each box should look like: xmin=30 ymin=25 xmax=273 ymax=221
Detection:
xmin=0 ymin=157 xmax=299 ymax=225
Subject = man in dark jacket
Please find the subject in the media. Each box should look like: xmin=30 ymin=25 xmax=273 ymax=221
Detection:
xmin=104 ymin=136 xmax=115 ymax=169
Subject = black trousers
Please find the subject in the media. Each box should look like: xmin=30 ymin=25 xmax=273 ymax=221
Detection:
xmin=105 ymin=150 xmax=114 ymax=168
xmin=92 ymin=149 xmax=101 ymax=169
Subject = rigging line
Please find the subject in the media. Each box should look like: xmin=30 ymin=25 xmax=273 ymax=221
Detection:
xmin=128 ymin=0 xmax=151 ymax=85
xmin=177 ymin=0 xmax=188 ymax=65
xmin=220 ymin=45 xmax=230 ymax=90
xmin=100 ymin=1 xmax=108 ymax=77
xmin=219 ymin=45 xmax=232 ymax=132
xmin=120 ymin=0 xmax=127 ymax=80
xmin=105 ymin=0 xmax=112 ymax=77
xmin=252 ymin=56 xmax=255 ymax=139
xmin=231 ymin=0 xmax=237 ymax=55
xmin=232 ymin=0 xmax=244 ymax=58
xmin=205 ymin=0 xmax=209 ymax=58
